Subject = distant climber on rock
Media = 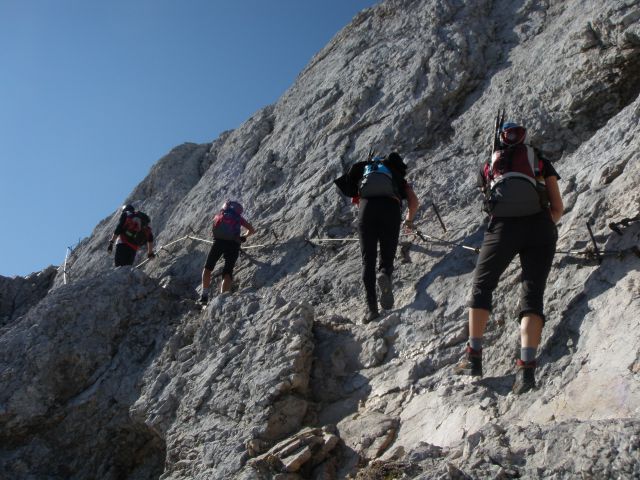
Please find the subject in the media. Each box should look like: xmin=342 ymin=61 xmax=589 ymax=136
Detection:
xmin=107 ymin=204 xmax=155 ymax=267
xmin=199 ymin=200 xmax=256 ymax=305
xmin=335 ymin=152 xmax=419 ymax=323
xmin=454 ymin=119 xmax=564 ymax=394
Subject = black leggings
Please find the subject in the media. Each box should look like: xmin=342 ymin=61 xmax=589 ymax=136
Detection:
xmin=468 ymin=212 xmax=558 ymax=322
xmin=114 ymin=243 xmax=137 ymax=266
xmin=358 ymin=198 xmax=402 ymax=306
xmin=204 ymin=239 xmax=240 ymax=277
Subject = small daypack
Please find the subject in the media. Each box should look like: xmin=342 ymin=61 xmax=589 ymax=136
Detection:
xmin=483 ymin=144 xmax=547 ymax=217
xmin=212 ymin=208 xmax=242 ymax=242
xmin=358 ymin=158 xmax=398 ymax=199
xmin=123 ymin=211 xmax=151 ymax=246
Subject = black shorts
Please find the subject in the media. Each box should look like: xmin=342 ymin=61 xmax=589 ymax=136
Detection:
xmin=114 ymin=243 xmax=137 ymax=267
xmin=204 ymin=239 xmax=240 ymax=276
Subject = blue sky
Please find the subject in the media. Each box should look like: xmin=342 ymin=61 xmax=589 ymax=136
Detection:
xmin=0 ymin=0 xmax=378 ymax=277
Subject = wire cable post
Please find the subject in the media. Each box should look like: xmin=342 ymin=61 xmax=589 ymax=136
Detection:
xmin=586 ymin=221 xmax=603 ymax=265
xmin=608 ymin=214 xmax=640 ymax=235
xmin=555 ymin=245 xmax=640 ymax=260
xmin=431 ymin=202 xmax=447 ymax=233
xmin=62 ymin=246 xmax=72 ymax=285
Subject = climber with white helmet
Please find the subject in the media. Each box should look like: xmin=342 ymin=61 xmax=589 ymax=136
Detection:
xmin=107 ymin=204 xmax=155 ymax=267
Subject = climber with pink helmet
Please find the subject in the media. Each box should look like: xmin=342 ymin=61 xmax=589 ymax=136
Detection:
xmin=199 ymin=200 xmax=256 ymax=304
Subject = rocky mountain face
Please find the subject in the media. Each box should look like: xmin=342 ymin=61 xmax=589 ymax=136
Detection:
xmin=2 ymin=0 xmax=640 ymax=478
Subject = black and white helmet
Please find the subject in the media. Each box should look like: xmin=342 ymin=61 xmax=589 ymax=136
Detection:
xmin=222 ymin=200 xmax=243 ymax=215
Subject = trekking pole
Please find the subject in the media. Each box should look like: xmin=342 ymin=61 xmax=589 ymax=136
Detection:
xmin=414 ymin=229 xmax=480 ymax=254
xmin=431 ymin=202 xmax=447 ymax=233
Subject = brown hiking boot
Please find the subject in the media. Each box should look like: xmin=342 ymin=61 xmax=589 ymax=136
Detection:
xmin=453 ymin=345 xmax=483 ymax=377
xmin=512 ymin=359 xmax=536 ymax=394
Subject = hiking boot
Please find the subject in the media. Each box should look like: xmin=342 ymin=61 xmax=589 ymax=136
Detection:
xmin=377 ymin=272 xmax=394 ymax=310
xmin=512 ymin=359 xmax=536 ymax=394
xmin=363 ymin=302 xmax=380 ymax=324
xmin=453 ymin=345 xmax=483 ymax=377
xmin=199 ymin=293 xmax=209 ymax=305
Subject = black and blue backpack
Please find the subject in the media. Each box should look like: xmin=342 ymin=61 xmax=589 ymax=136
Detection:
xmin=358 ymin=157 xmax=399 ymax=199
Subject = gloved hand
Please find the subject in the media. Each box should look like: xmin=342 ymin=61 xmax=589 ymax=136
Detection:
xmin=107 ymin=241 xmax=113 ymax=253
xmin=240 ymin=236 xmax=247 ymax=243
xmin=148 ymin=251 xmax=156 ymax=259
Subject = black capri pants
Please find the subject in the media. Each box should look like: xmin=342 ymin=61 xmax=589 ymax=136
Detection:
xmin=204 ymin=239 xmax=240 ymax=277
xmin=468 ymin=211 xmax=558 ymax=322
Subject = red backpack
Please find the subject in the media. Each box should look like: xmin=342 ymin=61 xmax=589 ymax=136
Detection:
xmin=123 ymin=211 xmax=151 ymax=246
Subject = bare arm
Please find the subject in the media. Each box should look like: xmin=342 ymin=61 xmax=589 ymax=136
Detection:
xmin=109 ymin=212 xmax=127 ymax=244
xmin=243 ymin=221 xmax=256 ymax=236
xmin=405 ymin=185 xmax=419 ymax=222
xmin=546 ymin=176 xmax=564 ymax=223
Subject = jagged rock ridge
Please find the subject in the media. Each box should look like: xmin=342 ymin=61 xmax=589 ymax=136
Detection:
xmin=1 ymin=0 xmax=639 ymax=478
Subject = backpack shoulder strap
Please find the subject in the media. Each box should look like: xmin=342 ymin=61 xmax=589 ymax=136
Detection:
xmin=525 ymin=145 xmax=537 ymax=175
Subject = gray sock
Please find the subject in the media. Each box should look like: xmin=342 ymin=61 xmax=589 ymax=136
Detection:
xmin=469 ymin=337 xmax=483 ymax=351
xmin=521 ymin=347 xmax=537 ymax=363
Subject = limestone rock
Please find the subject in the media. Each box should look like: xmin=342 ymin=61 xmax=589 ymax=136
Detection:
xmin=3 ymin=0 xmax=640 ymax=478
xmin=0 ymin=266 xmax=56 ymax=328
xmin=248 ymin=427 xmax=340 ymax=477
